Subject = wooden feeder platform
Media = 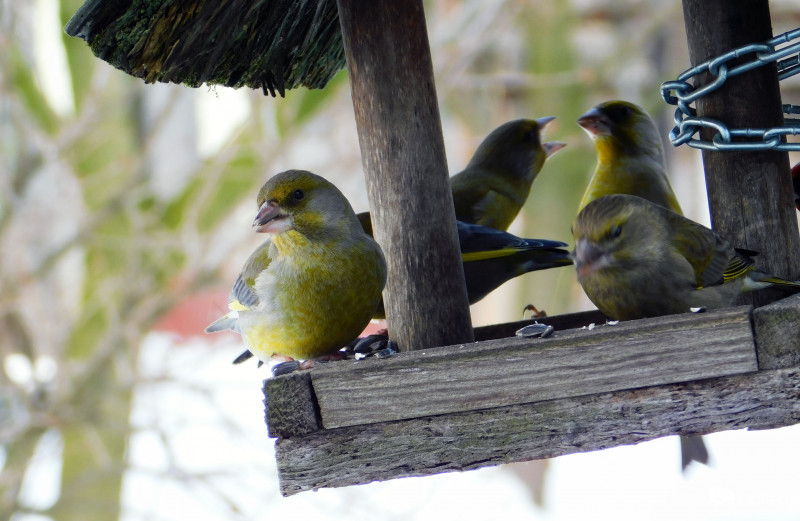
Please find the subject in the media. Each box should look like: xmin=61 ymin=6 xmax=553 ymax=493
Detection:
xmin=266 ymin=295 xmax=800 ymax=496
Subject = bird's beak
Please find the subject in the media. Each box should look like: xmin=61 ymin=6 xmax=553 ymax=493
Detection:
xmin=536 ymin=117 xmax=565 ymax=157
xmin=577 ymin=107 xmax=610 ymax=136
xmin=573 ymin=238 xmax=606 ymax=279
xmin=253 ymin=201 xmax=289 ymax=234
xmin=537 ymin=116 xmax=556 ymax=129
xmin=543 ymin=141 xmax=566 ymax=157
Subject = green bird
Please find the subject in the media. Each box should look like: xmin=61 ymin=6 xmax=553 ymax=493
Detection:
xmin=572 ymin=196 xmax=800 ymax=319
xmin=205 ymin=170 xmax=387 ymax=365
xmin=450 ymin=117 xmax=565 ymax=230
xmin=578 ymin=100 xmax=683 ymax=214
xmin=359 ymin=117 xmax=567 ymax=318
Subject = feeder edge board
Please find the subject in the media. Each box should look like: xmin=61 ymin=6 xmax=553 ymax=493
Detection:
xmin=310 ymin=306 xmax=757 ymax=430
xmin=275 ymin=366 xmax=800 ymax=496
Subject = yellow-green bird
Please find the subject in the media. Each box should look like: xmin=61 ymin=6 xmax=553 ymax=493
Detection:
xmin=450 ymin=117 xmax=566 ymax=230
xmin=573 ymin=194 xmax=800 ymax=319
xmin=205 ymin=170 xmax=387 ymax=364
xmin=357 ymin=117 xmax=567 ymax=318
xmin=578 ymin=100 xmax=683 ymax=215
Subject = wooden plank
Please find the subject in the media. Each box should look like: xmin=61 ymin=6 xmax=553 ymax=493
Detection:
xmin=336 ymin=0 xmax=474 ymax=352
xmin=263 ymin=372 xmax=321 ymax=439
xmin=262 ymin=309 xmax=606 ymax=438
xmin=275 ymin=367 xmax=800 ymax=495
xmin=310 ymin=307 xmax=757 ymax=430
xmin=753 ymin=293 xmax=800 ymax=370
xmin=681 ymin=0 xmax=800 ymax=307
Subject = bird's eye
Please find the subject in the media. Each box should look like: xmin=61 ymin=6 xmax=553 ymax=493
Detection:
xmin=609 ymin=225 xmax=622 ymax=239
xmin=292 ymin=189 xmax=304 ymax=201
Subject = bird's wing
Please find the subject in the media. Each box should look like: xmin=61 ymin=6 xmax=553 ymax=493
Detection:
xmin=668 ymin=212 xmax=736 ymax=288
xmin=456 ymin=221 xmax=567 ymax=262
xmin=724 ymin=248 xmax=757 ymax=283
xmin=229 ymin=240 xmax=272 ymax=310
xmin=450 ymin=168 xmax=526 ymax=230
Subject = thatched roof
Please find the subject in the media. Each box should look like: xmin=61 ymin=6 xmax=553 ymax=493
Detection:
xmin=65 ymin=0 xmax=346 ymax=96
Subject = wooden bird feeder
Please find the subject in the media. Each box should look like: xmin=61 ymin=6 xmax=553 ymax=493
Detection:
xmin=67 ymin=0 xmax=800 ymax=497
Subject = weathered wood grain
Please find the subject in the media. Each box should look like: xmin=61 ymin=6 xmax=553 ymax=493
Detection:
xmin=264 ymin=372 xmax=321 ymax=439
xmin=336 ymin=0 xmax=474 ymax=352
xmin=275 ymin=367 xmax=800 ymax=495
xmin=753 ymin=293 xmax=800 ymax=370
xmin=309 ymin=307 xmax=757 ymax=429
xmin=681 ymin=0 xmax=800 ymax=307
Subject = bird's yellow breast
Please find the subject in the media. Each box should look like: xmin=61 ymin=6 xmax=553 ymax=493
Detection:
xmin=241 ymin=231 xmax=385 ymax=361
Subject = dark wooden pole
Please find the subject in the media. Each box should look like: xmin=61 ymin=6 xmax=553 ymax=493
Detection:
xmin=682 ymin=0 xmax=800 ymax=307
xmin=336 ymin=0 xmax=474 ymax=350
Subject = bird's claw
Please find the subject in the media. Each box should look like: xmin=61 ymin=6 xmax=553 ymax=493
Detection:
xmin=374 ymin=340 xmax=399 ymax=358
xmin=522 ymin=304 xmax=547 ymax=319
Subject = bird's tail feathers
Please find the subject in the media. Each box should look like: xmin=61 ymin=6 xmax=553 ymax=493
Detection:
xmin=204 ymin=311 xmax=240 ymax=333
xmin=744 ymin=271 xmax=800 ymax=292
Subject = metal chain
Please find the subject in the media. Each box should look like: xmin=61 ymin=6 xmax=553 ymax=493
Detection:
xmin=661 ymin=27 xmax=800 ymax=152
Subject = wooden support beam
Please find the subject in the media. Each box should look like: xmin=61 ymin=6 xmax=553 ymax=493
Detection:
xmin=681 ymin=0 xmax=800 ymax=307
xmin=274 ymin=367 xmax=800 ymax=496
xmin=336 ymin=0 xmax=474 ymax=351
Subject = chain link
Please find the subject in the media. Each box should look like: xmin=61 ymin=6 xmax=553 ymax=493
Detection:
xmin=661 ymin=27 xmax=800 ymax=152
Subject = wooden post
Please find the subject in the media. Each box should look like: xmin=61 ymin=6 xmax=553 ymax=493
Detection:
xmin=336 ymin=0 xmax=474 ymax=350
xmin=681 ymin=0 xmax=800 ymax=307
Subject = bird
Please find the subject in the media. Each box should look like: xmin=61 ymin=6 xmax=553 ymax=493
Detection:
xmin=205 ymin=170 xmax=387 ymax=365
xmin=356 ymin=117 xmax=567 ymax=318
xmin=357 ymin=213 xmax=572 ymax=318
xmin=572 ymin=194 xmax=800 ymax=320
xmin=449 ymin=117 xmax=566 ymax=231
xmin=577 ymin=100 xmax=683 ymax=214
xmin=791 ymin=162 xmax=800 ymax=211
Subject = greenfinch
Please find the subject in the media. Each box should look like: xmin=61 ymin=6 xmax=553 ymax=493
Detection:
xmin=358 ymin=212 xmax=572 ymax=318
xmin=450 ymin=117 xmax=566 ymax=230
xmin=572 ymin=194 xmax=800 ymax=320
xmin=205 ymin=170 xmax=387 ymax=363
xmin=356 ymin=117 xmax=567 ymax=318
xmin=578 ymin=101 xmax=683 ymax=215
